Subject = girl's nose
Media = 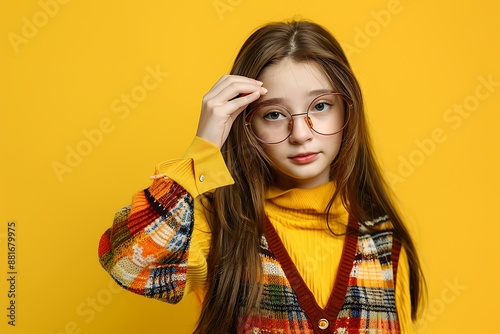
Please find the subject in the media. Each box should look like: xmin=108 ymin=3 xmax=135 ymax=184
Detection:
xmin=289 ymin=116 xmax=314 ymax=143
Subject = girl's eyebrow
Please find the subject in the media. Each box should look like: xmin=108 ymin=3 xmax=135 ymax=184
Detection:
xmin=249 ymin=89 xmax=335 ymax=110
xmin=251 ymin=97 xmax=284 ymax=108
xmin=308 ymin=89 xmax=335 ymax=96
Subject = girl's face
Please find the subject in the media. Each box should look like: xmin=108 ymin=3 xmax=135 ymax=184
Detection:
xmin=252 ymin=58 xmax=345 ymax=189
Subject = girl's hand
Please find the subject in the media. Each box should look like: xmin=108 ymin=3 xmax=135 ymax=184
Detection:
xmin=196 ymin=75 xmax=267 ymax=149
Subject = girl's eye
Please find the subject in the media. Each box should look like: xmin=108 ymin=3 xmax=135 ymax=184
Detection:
xmin=264 ymin=111 xmax=286 ymax=120
xmin=313 ymin=102 xmax=332 ymax=112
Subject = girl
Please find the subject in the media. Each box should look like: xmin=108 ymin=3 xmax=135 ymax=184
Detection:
xmin=98 ymin=20 xmax=425 ymax=333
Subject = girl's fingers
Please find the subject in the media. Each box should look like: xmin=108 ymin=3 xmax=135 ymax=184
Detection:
xmin=210 ymin=81 xmax=265 ymax=108
xmin=225 ymin=88 xmax=267 ymax=116
xmin=204 ymin=75 xmax=263 ymax=101
xmin=197 ymin=75 xmax=267 ymax=148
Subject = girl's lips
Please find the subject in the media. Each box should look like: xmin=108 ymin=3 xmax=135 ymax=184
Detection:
xmin=289 ymin=152 xmax=319 ymax=164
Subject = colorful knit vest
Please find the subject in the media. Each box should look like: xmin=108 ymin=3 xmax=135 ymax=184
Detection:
xmin=241 ymin=215 xmax=401 ymax=333
xmin=98 ymin=176 xmax=403 ymax=333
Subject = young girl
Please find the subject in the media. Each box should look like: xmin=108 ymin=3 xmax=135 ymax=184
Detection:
xmin=98 ymin=20 xmax=424 ymax=333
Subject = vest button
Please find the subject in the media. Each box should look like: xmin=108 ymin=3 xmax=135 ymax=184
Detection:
xmin=318 ymin=318 xmax=329 ymax=330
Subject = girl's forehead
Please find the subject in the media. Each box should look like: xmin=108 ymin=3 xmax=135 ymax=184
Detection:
xmin=257 ymin=58 xmax=334 ymax=102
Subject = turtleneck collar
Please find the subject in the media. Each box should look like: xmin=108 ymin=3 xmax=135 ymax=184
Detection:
xmin=264 ymin=181 xmax=349 ymax=232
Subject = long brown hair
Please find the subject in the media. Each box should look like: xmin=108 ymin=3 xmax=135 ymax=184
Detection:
xmin=195 ymin=20 xmax=425 ymax=333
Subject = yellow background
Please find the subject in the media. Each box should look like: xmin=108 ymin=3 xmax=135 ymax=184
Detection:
xmin=1 ymin=0 xmax=499 ymax=333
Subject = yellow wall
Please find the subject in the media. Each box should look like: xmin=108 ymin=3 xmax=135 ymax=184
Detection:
xmin=1 ymin=0 xmax=498 ymax=333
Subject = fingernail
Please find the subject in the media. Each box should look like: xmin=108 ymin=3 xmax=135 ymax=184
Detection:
xmin=150 ymin=174 xmax=167 ymax=179
xmin=262 ymin=87 xmax=268 ymax=94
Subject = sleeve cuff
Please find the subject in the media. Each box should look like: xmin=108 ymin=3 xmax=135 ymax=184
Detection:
xmin=154 ymin=137 xmax=235 ymax=197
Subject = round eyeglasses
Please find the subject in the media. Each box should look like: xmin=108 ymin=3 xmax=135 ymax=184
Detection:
xmin=245 ymin=93 xmax=353 ymax=144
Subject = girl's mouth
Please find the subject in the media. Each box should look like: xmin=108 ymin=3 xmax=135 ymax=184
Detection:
xmin=289 ymin=152 xmax=319 ymax=164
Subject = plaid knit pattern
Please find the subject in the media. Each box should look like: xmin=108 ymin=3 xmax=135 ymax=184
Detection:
xmin=98 ymin=177 xmax=194 ymax=303
xmin=99 ymin=178 xmax=401 ymax=333
xmin=243 ymin=219 xmax=401 ymax=333
xmin=335 ymin=231 xmax=400 ymax=332
xmin=242 ymin=237 xmax=315 ymax=333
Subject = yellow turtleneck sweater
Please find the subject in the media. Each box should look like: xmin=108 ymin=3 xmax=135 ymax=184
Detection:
xmin=265 ymin=182 xmax=348 ymax=309
xmin=157 ymin=137 xmax=413 ymax=333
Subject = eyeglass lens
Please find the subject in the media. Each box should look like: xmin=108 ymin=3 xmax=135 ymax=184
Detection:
xmin=248 ymin=93 xmax=350 ymax=144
